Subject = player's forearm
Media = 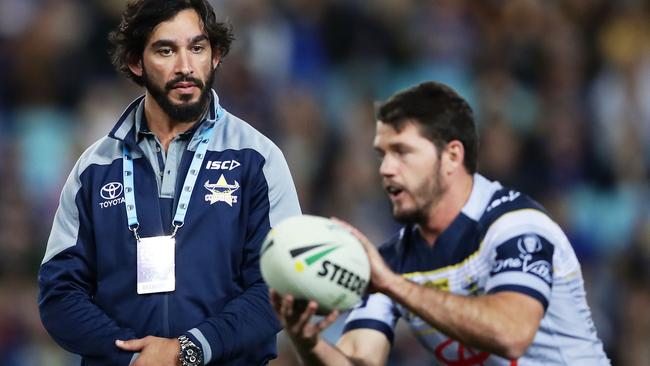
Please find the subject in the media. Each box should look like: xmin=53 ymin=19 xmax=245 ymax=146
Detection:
xmin=384 ymin=275 xmax=534 ymax=359
xmin=293 ymin=339 xmax=359 ymax=366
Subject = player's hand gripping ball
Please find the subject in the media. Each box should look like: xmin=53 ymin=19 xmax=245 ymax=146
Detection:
xmin=261 ymin=215 xmax=370 ymax=313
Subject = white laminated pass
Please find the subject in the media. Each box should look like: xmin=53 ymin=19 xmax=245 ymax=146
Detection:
xmin=137 ymin=235 xmax=175 ymax=294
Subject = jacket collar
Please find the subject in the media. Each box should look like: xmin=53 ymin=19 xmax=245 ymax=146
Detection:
xmin=108 ymin=89 xmax=222 ymax=150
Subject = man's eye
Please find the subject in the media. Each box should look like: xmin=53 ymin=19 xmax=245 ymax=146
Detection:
xmin=158 ymin=48 xmax=172 ymax=56
xmin=191 ymin=45 xmax=204 ymax=53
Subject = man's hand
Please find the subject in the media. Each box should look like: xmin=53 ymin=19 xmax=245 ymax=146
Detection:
xmin=331 ymin=218 xmax=400 ymax=294
xmin=115 ymin=336 xmax=180 ymax=366
xmin=269 ymin=289 xmax=339 ymax=352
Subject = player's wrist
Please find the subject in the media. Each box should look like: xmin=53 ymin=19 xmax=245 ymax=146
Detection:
xmin=381 ymin=272 xmax=407 ymax=297
xmin=300 ymin=338 xmax=329 ymax=361
xmin=173 ymin=338 xmax=182 ymax=366
xmin=290 ymin=332 xmax=319 ymax=353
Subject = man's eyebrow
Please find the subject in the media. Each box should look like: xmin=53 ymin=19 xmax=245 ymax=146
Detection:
xmin=151 ymin=39 xmax=176 ymax=49
xmin=150 ymin=35 xmax=208 ymax=49
xmin=190 ymin=35 xmax=209 ymax=44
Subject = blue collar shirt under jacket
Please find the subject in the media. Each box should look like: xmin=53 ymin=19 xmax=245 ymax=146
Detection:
xmin=38 ymin=90 xmax=301 ymax=365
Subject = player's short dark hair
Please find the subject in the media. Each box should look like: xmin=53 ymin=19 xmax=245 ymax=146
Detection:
xmin=376 ymin=81 xmax=478 ymax=173
xmin=108 ymin=0 xmax=234 ymax=86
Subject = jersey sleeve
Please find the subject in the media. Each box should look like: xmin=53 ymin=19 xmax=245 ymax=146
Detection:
xmin=342 ymin=293 xmax=400 ymax=344
xmin=483 ymin=209 xmax=559 ymax=310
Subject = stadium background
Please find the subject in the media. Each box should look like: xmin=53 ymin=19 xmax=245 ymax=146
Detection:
xmin=0 ymin=0 xmax=648 ymax=364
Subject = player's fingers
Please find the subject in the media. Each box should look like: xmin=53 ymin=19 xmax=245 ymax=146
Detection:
xmin=315 ymin=309 xmax=339 ymax=332
xmin=331 ymin=217 xmax=373 ymax=249
xmin=330 ymin=217 xmax=352 ymax=230
xmin=291 ymin=300 xmax=318 ymax=335
xmin=269 ymin=289 xmax=282 ymax=313
xmin=280 ymin=294 xmax=295 ymax=321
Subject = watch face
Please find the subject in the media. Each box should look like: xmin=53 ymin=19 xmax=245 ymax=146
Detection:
xmin=182 ymin=345 xmax=202 ymax=366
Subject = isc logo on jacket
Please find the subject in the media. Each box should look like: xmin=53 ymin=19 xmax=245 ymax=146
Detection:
xmin=205 ymin=159 xmax=241 ymax=170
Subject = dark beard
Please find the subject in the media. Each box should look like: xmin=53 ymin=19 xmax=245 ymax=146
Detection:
xmin=143 ymin=68 xmax=215 ymax=122
xmin=391 ymin=162 xmax=445 ymax=226
xmin=393 ymin=207 xmax=429 ymax=225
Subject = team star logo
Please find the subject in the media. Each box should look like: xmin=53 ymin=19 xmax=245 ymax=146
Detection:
xmin=204 ymin=174 xmax=239 ymax=206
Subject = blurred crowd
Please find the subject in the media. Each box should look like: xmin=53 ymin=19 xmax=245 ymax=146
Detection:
xmin=0 ymin=0 xmax=649 ymax=365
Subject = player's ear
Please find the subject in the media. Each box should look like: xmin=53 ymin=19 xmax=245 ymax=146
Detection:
xmin=442 ymin=140 xmax=465 ymax=175
xmin=212 ymin=49 xmax=221 ymax=70
xmin=128 ymin=58 xmax=143 ymax=78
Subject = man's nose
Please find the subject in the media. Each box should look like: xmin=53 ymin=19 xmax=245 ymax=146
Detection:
xmin=175 ymin=50 xmax=193 ymax=75
xmin=379 ymin=156 xmax=396 ymax=176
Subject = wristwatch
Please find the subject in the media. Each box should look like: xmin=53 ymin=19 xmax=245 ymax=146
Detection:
xmin=178 ymin=335 xmax=204 ymax=366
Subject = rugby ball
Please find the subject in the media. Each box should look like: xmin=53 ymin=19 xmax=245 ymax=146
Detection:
xmin=260 ymin=215 xmax=370 ymax=312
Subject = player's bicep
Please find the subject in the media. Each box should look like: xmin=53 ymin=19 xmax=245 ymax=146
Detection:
xmin=336 ymin=328 xmax=390 ymax=366
xmin=488 ymin=291 xmax=544 ymax=330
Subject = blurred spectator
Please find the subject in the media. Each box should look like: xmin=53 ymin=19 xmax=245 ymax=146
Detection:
xmin=615 ymin=214 xmax=650 ymax=365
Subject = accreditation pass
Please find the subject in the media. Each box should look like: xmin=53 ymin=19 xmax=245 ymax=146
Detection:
xmin=137 ymin=235 xmax=175 ymax=294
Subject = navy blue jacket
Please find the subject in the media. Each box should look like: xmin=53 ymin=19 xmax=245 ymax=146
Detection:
xmin=38 ymin=91 xmax=301 ymax=365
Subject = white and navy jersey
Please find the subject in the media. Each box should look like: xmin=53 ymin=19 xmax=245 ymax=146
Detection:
xmin=344 ymin=174 xmax=609 ymax=366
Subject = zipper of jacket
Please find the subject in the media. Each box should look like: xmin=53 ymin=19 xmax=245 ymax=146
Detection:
xmin=163 ymin=292 xmax=170 ymax=337
xmin=131 ymin=141 xmax=172 ymax=337
xmin=154 ymin=150 xmax=171 ymax=338
xmin=163 ymin=140 xmax=199 ymax=337
xmin=152 ymin=141 xmax=172 ymax=338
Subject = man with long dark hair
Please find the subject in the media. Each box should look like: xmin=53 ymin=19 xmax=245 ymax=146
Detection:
xmin=38 ymin=1 xmax=301 ymax=365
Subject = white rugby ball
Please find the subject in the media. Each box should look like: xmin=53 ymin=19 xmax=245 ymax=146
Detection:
xmin=261 ymin=215 xmax=370 ymax=312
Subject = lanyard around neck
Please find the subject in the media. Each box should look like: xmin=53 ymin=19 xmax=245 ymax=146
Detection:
xmin=122 ymin=115 xmax=219 ymax=241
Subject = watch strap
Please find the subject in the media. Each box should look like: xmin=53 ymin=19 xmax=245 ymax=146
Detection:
xmin=178 ymin=334 xmax=203 ymax=366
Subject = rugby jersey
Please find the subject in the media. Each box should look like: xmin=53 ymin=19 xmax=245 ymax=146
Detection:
xmin=343 ymin=174 xmax=609 ymax=365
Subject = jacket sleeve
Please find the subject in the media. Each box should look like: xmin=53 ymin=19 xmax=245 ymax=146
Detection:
xmin=184 ymin=145 xmax=301 ymax=363
xmin=38 ymin=161 xmax=137 ymax=366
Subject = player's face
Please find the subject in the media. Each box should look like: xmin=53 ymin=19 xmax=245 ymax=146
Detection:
xmin=374 ymin=121 xmax=446 ymax=224
xmin=132 ymin=9 xmax=220 ymax=122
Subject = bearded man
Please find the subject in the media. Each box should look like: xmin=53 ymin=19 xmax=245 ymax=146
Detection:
xmin=38 ymin=1 xmax=301 ymax=365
